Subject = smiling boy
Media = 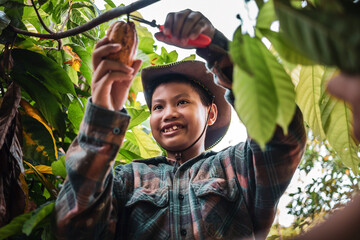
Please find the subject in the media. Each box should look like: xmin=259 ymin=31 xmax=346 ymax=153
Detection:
xmin=55 ymin=10 xmax=306 ymax=240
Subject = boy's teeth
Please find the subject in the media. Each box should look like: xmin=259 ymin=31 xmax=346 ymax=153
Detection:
xmin=164 ymin=125 xmax=180 ymax=132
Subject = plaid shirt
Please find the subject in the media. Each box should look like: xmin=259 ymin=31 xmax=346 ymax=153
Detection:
xmin=55 ymin=30 xmax=306 ymax=239
xmin=55 ymin=99 xmax=305 ymax=240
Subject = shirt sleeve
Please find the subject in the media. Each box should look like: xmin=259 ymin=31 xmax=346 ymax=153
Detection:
xmin=198 ymin=29 xmax=306 ymax=238
xmin=55 ymin=99 xmax=130 ymax=240
xmin=232 ymin=107 xmax=306 ymax=239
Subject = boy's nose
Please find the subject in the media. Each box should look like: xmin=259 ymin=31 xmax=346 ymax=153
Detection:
xmin=163 ymin=106 xmax=179 ymax=121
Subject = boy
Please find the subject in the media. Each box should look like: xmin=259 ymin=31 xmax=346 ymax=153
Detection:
xmin=55 ymin=10 xmax=306 ymax=239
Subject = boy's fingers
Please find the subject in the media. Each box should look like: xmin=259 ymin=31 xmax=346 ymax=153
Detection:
xmin=173 ymin=9 xmax=192 ymax=39
xmin=163 ymin=12 xmax=174 ymax=36
xmin=95 ymin=37 xmax=110 ymax=48
xmin=180 ymin=11 xmax=202 ymax=39
xmin=155 ymin=32 xmax=192 ymax=49
xmin=132 ymin=59 xmax=143 ymax=76
xmin=92 ymin=43 xmax=121 ymax=70
xmin=92 ymin=60 xmax=133 ymax=85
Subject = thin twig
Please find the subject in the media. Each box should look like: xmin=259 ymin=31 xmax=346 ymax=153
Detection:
xmin=9 ymin=0 xmax=160 ymax=40
xmin=30 ymin=0 xmax=54 ymax=34
xmin=60 ymin=0 xmax=72 ymax=32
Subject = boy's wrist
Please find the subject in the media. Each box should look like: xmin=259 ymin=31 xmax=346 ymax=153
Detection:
xmin=196 ymin=29 xmax=229 ymax=69
xmin=80 ymin=98 xmax=130 ymax=146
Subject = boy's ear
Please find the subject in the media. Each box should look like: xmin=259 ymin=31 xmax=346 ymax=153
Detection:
xmin=207 ymin=103 xmax=218 ymax=126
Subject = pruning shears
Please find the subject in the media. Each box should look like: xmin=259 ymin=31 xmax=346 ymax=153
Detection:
xmin=130 ymin=15 xmax=211 ymax=48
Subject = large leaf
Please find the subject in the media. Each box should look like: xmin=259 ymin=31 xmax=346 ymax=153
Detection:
xmin=11 ymin=49 xmax=76 ymax=97
xmin=230 ymin=28 xmax=295 ymax=147
xmin=11 ymin=71 xmax=66 ymax=134
xmin=51 ymin=156 xmax=66 ymax=179
xmin=65 ymin=43 xmax=93 ymax=85
xmin=255 ymin=0 xmax=277 ymax=38
xmin=293 ymin=65 xmax=326 ymax=140
xmin=132 ymin=126 xmax=162 ymax=158
xmin=260 ymin=28 xmax=314 ymax=65
xmin=20 ymin=100 xmax=58 ymax=163
xmin=68 ymin=97 xmax=87 ymax=132
xmin=22 ymin=201 xmax=55 ymax=236
xmin=0 ymin=10 xmax=10 ymax=34
xmin=320 ymin=70 xmax=360 ymax=172
xmin=24 ymin=161 xmax=58 ymax=199
xmin=274 ymin=0 xmax=360 ymax=74
xmin=127 ymin=107 xmax=150 ymax=129
xmin=0 ymin=212 xmax=32 ymax=240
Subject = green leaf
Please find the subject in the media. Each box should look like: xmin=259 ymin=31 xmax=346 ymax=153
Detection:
xmin=121 ymin=137 xmax=141 ymax=156
xmin=293 ymin=65 xmax=326 ymax=140
xmin=260 ymin=39 xmax=296 ymax=134
xmin=22 ymin=202 xmax=55 ymax=236
xmin=14 ymin=73 xmax=66 ymax=134
xmin=274 ymin=0 xmax=360 ymax=74
xmin=65 ymin=43 xmax=93 ymax=85
xmin=181 ymin=54 xmax=196 ymax=61
xmin=117 ymin=147 xmax=143 ymax=164
xmin=320 ymin=92 xmax=360 ymax=173
xmin=230 ymin=29 xmax=295 ymax=147
xmin=12 ymin=72 xmax=66 ymax=135
xmin=51 ymin=155 xmax=67 ymax=178
xmin=138 ymin=37 xmax=155 ymax=54
xmin=160 ymin=47 xmax=178 ymax=64
xmin=68 ymin=97 xmax=87 ymax=131
xmin=0 ymin=212 xmax=32 ymax=240
xmin=255 ymin=0 xmax=277 ymax=37
xmin=260 ymin=28 xmax=314 ymax=65
xmin=132 ymin=126 xmax=162 ymax=158
xmin=22 ymin=114 xmax=57 ymax=165
xmin=319 ymin=68 xmax=360 ymax=173
xmin=127 ymin=107 xmax=150 ymax=129
xmin=0 ymin=10 xmax=10 ymax=34
xmin=11 ymin=49 xmax=76 ymax=97
xmin=104 ymin=0 xmax=116 ymax=8
xmin=233 ymin=66 xmax=277 ymax=148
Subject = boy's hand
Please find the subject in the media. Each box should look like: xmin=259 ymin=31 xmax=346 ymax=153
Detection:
xmin=155 ymin=9 xmax=215 ymax=49
xmin=91 ymin=37 xmax=142 ymax=111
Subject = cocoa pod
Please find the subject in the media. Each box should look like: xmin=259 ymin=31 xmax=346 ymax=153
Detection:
xmin=106 ymin=21 xmax=138 ymax=66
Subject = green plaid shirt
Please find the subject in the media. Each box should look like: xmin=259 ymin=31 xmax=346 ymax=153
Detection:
xmin=55 ymin=99 xmax=305 ymax=240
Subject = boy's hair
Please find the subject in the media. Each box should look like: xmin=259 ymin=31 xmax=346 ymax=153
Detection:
xmin=147 ymin=73 xmax=214 ymax=110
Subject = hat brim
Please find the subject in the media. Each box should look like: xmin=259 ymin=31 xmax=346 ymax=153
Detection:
xmin=141 ymin=60 xmax=231 ymax=149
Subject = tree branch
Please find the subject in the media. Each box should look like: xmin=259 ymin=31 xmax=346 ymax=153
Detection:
xmin=30 ymin=0 xmax=54 ymax=34
xmin=9 ymin=0 xmax=160 ymax=40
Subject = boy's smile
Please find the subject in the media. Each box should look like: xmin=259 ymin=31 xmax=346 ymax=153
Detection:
xmin=150 ymin=82 xmax=213 ymax=159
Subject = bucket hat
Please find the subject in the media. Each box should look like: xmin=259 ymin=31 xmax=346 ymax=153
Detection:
xmin=141 ymin=60 xmax=231 ymax=149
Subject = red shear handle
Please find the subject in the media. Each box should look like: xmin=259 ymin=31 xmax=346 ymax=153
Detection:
xmin=159 ymin=25 xmax=211 ymax=48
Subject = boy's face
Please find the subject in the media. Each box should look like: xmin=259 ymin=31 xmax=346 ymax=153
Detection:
xmin=150 ymin=81 xmax=210 ymax=152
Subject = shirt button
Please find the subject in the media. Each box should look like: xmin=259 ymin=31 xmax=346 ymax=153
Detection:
xmin=179 ymin=194 xmax=184 ymax=200
xmin=112 ymin=127 xmax=121 ymax=135
xmin=180 ymin=229 xmax=187 ymax=236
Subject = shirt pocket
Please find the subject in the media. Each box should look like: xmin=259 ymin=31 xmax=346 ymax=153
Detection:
xmin=191 ymin=178 xmax=252 ymax=239
xmin=124 ymin=186 xmax=170 ymax=239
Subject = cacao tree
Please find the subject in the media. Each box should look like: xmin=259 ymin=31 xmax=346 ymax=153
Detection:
xmin=0 ymin=0 xmax=359 ymax=239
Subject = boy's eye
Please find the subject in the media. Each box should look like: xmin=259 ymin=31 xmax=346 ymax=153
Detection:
xmin=153 ymin=105 xmax=163 ymax=111
xmin=177 ymin=100 xmax=189 ymax=106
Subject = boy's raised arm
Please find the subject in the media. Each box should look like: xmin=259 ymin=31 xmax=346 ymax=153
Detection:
xmin=55 ymin=37 xmax=141 ymax=239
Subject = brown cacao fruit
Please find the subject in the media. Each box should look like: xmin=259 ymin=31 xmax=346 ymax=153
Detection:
xmin=106 ymin=21 xmax=138 ymax=66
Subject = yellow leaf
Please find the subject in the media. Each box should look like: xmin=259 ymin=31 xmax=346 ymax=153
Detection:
xmin=25 ymin=165 xmax=53 ymax=175
xmin=63 ymin=45 xmax=81 ymax=72
xmin=20 ymin=99 xmax=58 ymax=159
xmin=24 ymin=161 xmax=58 ymax=198
xmin=19 ymin=173 xmax=29 ymax=211
xmin=23 ymin=130 xmax=48 ymax=158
